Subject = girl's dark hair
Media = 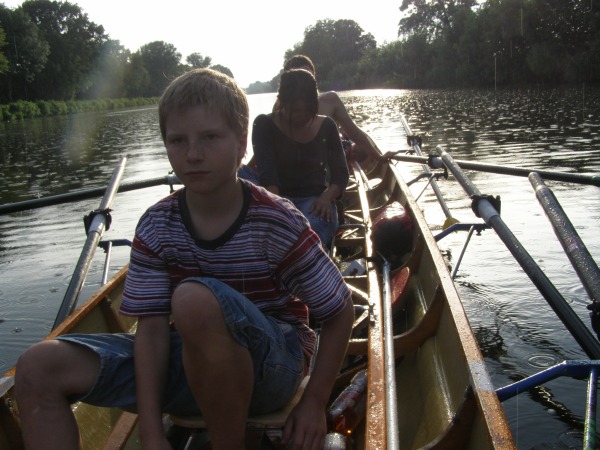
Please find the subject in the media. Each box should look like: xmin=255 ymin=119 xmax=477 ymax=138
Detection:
xmin=277 ymin=69 xmax=319 ymax=117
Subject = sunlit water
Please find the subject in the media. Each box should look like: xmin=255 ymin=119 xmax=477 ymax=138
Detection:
xmin=1 ymin=87 xmax=599 ymax=448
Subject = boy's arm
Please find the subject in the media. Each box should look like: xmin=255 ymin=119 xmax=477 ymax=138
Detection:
xmin=283 ymin=298 xmax=355 ymax=449
xmin=134 ymin=314 xmax=172 ymax=448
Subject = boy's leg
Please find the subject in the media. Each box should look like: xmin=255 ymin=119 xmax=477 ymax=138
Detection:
xmin=172 ymin=281 xmax=253 ymax=449
xmin=15 ymin=339 xmax=100 ymax=450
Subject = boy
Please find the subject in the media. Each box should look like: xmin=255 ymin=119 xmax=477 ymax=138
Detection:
xmin=15 ymin=68 xmax=354 ymax=450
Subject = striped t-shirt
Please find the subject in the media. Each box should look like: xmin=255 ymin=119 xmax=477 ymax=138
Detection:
xmin=120 ymin=180 xmax=351 ymax=364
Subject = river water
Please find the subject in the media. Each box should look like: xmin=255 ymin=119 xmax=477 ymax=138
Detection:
xmin=1 ymin=87 xmax=599 ymax=449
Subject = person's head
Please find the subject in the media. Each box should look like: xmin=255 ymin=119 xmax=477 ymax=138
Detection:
xmin=159 ymin=68 xmax=249 ymax=144
xmin=283 ymin=55 xmax=316 ymax=77
xmin=277 ymin=69 xmax=319 ymax=127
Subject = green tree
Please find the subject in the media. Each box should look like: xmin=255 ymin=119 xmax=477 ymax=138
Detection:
xmin=246 ymin=80 xmax=275 ymax=94
xmin=377 ymin=35 xmax=431 ymax=88
xmin=0 ymin=26 xmax=8 ymax=74
xmin=20 ymin=0 xmax=108 ymax=100
xmin=399 ymin=0 xmax=477 ymax=42
xmin=474 ymin=0 xmax=531 ymax=86
xmin=123 ymin=51 xmax=149 ymax=98
xmin=209 ymin=63 xmax=233 ymax=78
xmin=0 ymin=5 xmax=49 ymax=102
xmin=523 ymin=0 xmax=599 ymax=84
xmin=186 ymin=52 xmax=211 ymax=68
xmin=80 ymin=39 xmax=130 ymax=99
xmin=286 ymin=19 xmax=376 ymax=90
xmin=526 ymin=42 xmax=563 ymax=83
xmin=139 ymin=40 xmax=182 ymax=96
xmin=399 ymin=0 xmax=478 ymax=86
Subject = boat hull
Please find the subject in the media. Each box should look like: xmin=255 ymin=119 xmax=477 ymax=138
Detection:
xmin=339 ymin=160 xmax=514 ymax=449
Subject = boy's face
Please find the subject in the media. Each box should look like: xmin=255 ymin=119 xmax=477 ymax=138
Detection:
xmin=165 ymin=105 xmax=247 ymax=195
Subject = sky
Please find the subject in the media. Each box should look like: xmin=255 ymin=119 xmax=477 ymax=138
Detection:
xmin=3 ymin=0 xmax=403 ymax=88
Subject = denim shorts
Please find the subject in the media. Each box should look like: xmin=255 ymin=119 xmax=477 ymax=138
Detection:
xmin=56 ymin=277 xmax=304 ymax=416
xmin=287 ymin=196 xmax=338 ymax=248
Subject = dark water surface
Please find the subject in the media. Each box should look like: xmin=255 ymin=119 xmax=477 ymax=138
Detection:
xmin=1 ymin=87 xmax=599 ymax=449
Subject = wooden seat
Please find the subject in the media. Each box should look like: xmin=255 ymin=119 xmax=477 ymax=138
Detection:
xmin=170 ymin=376 xmax=309 ymax=430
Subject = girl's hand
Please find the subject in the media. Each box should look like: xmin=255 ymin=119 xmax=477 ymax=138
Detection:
xmin=309 ymin=194 xmax=333 ymax=222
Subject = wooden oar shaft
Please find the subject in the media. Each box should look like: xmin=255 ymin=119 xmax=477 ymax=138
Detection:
xmin=436 ymin=146 xmax=600 ymax=359
xmin=0 ymin=175 xmax=181 ymax=215
xmin=390 ymin=153 xmax=600 ymax=187
xmin=52 ymin=158 xmax=127 ymax=329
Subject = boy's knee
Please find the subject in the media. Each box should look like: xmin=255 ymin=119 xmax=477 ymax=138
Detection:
xmin=15 ymin=342 xmax=57 ymax=392
xmin=172 ymin=281 xmax=222 ymax=330
xmin=16 ymin=340 xmax=100 ymax=397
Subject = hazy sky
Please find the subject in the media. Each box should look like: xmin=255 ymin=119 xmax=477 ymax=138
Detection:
xmin=3 ymin=0 xmax=403 ymax=87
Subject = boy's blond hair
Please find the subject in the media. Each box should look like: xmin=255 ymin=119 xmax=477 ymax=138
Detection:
xmin=158 ymin=68 xmax=249 ymax=143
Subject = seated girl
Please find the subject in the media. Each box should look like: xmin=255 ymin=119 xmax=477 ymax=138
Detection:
xmin=251 ymin=69 xmax=349 ymax=249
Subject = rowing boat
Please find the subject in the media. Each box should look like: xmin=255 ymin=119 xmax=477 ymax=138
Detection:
xmin=0 ymin=153 xmax=515 ymax=449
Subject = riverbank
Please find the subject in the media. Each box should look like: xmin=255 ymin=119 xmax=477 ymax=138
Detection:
xmin=0 ymin=97 xmax=158 ymax=122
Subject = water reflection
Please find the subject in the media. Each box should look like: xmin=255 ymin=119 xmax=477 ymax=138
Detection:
xmin=344 ymin=86 xmax=600 ymax=174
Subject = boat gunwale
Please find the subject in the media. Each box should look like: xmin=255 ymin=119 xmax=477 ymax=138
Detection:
xmin=386 ymin=160 xmax=515 ymax=448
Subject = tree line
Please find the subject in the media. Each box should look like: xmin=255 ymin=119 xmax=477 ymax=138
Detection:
xmin=0 ymin=0 xmax=233 ymax=103
xmin=249 ymin=0 xmax=599 ymax=93
xmin=1 ymin=0 xmax=599 ymax=107
xmin=383 ymin=0 xmax=599 ymax=89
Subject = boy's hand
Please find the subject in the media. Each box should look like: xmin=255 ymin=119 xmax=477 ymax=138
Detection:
xmin=282 ymin=396 xmax=327 ymax=450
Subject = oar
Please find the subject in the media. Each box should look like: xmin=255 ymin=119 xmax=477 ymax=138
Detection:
xmin=0 ymin=174 xmax=181 ymax=215
xmin=52 ymin=158 xmax=127 ymax=329
xmin=389 ymin=154 xmax=600 ymax=187
xmin=529 ymin=172 xmax=600 ymax=338
xmin=435 ymin=145 xmax=600 ymax=359
xmin=399 ymin=115 xmax=459 ymax=229
xmin=381 ymin=259 xmax=400 ymax=450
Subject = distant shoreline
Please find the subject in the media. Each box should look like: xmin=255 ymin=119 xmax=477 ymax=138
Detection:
xmin=0 ymin=98 xmax=159 ymax=123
